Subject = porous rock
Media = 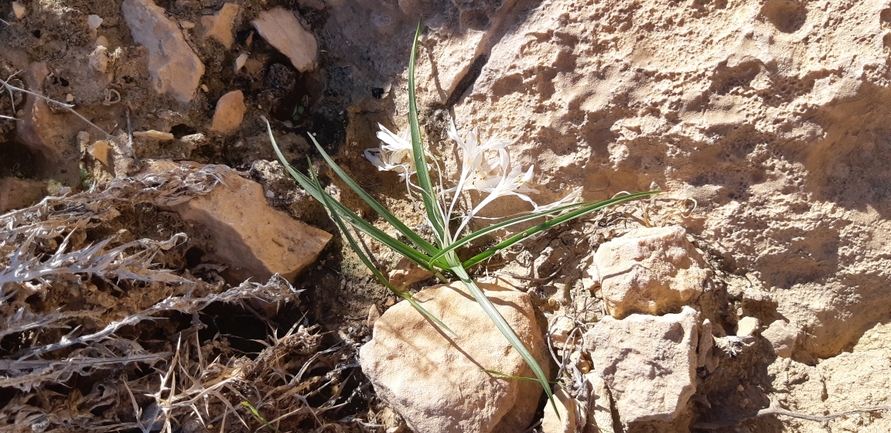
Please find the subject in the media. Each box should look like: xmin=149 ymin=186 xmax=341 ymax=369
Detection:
xmin=762 ymin=320 xmax=798 ymax=358
xmin=252 ymin=8 xmax=317 ymax=72
xmin=210 ymin=90 xmax=246 ymax=134
xmin=592 ymin=226 xmax=709 ymax=319
xmin=122 ymin=0 xmax=205 ymax=103
xmin=585 ymin=307 xmax=699 ymax=426
xmin=145 ymin=161 xmax=331 ymax=282
xmin=360 ymin=281 xmax=549 ymax=433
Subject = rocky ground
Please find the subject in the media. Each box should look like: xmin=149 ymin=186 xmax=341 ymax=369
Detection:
xmin=2 ymin=0 xmax=891 ymax=432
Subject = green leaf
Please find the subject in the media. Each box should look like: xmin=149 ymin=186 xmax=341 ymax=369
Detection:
xmin=407 ymin=22 xmax=448 ymax=247
xmin=462 ymin=190 xmax=660 ymax=269
xmin=448 ymin=264 xmax=559 ymax=417
xmin=427 ymin=192 xmax=657 ymax=267
xmin=304 ymin=132 xmax=441 ymax=257
xmin=310 ymin=164 xmax=455 ymax=335
xmin=264 ymin=117 xmax=446 ymax=275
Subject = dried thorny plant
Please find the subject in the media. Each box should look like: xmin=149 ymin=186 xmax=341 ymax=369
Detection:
xmin=0 ymin=164 xmax=374 ymax=432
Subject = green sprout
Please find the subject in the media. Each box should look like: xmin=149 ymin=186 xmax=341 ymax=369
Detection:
xmin=266 ymin=22 xmax=659 ymax=416
xmin=241 ymin=401 xmax=282 ymax=433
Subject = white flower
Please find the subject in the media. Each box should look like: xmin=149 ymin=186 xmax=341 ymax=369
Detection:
xmin=364 ymin=124 xmax=414 ymax=179
xmin=447 ymin=120 xmax=541 ymax=237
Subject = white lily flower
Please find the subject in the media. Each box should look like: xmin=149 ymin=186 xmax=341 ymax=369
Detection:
xmin=364 ymin=124 xmax=418 ymax=191
xmin=447 ymin=120 xmax=542 ymax=237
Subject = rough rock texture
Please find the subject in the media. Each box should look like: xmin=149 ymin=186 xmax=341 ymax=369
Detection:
xmin=768 ymin=349 xmax=891 ymax=433
xmin=210 ymin=90 xmax=245 ymax=134
xmin=201 ymin=3 xmax=239 ymax=49
xmin=359 ymin=282 xmax=549 ymax=433
xmin=252 ymin=8 xmax=318 ymax=72
xmin=122 ymin=0 xmax=205 ymax=103
xmin=762 ymin=319 xmax=799 ymax=358
xmin=324 ymin=0 xmax=891 ymax=362
xmin=145 ymin=161 xmax=331 ymax=282
xmin=592 ymin=226 xmax=710 ymax=319
xmin=0 ymin=177 xmax=45 ymax=213
xmin=541 ymin=387 xmax=582 ymax=433
xmin=585 ymin=307 xmax=699 ymax=425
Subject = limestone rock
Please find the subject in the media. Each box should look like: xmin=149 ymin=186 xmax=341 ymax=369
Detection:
xmin=252 ymin=8 xmax=317 ymax=72
xmin=767 ymin=350 xmax=891 ymax=432
xmin=201 ymin=3 xmax=239 ymax=49
xmin=736 ymin=316 xmax=760 ymax=337
xmin=542 ymin=387 xmax=583 ymax=433
xmin=593 ymin=226 xmax=709 ymax=319
xmin=122 ymin=0 xmax=205 ymax=103
xmin=762 ymin=320 xmax=798 ymax=358
xmin=360 ymin=282 xmax=549 ymax=433
xmin=210 ymin=90 xmax=245 ymax=134
xmin=584 ymin=372 xmax=617 ymax=433
xmin=585 ymin=307 xmax=699 ymax=425
xmin=148 ymin=161 xmax=331 ymax=282
xmin=0 ymin=177 xmax=45 ymax=213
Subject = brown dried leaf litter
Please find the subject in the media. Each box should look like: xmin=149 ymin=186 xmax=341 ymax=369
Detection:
xmin=0 ymin=165 xmax=370 ymax=433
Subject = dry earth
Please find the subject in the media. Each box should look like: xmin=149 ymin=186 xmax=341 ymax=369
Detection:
xmin=1 ymin=0 xmax=891 ymax=432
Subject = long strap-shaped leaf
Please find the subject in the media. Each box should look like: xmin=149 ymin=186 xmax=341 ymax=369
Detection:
xmin=463 ymin=190 xmax=659 ymax=269
xmin=407 ymin=23 xmax=448 ymax=247
xmin=447 ymin=260 xmax=558 ymax=416
xmin=304 ymin=133 xmax=441 ymax=257
xmin=428 ymin=191 xmax=660 ymax=266
xmin=264 ymin=117 xmax=444 ymax=275
xmin=309 ymin=164 xmax=455 ymax=336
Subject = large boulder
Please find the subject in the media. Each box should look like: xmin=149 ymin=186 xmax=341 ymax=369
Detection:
xmin=585 ymin=307 xmax=700 ymax=426
xmin=592 ymin=226 xmax=710 ymax=319
xmin=360 ymin=281 xmax=549 ymax=433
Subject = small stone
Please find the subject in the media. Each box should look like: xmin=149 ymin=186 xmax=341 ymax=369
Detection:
xmin=210 ymin=90 xmax=245 ymax=134
xmin=252 ymin=7 xmax=318 ymax=72
xmin=736 ymin=316 xmax=760 ymax=337
xmin=593 ymin=226 xmax=710 ymax=319
xmin=360 ymin=282 xmax=549 ymax=433
xmin=234 ymin=53 xmax=248 ymax=72
xmin=133 ymin=130 xmax=175 ymax=141
xmin=201 ymin=3 xmax=239 ymax=49
xmin=762 ymin=320 xmax=798 ymax=358
xmin=585 ymin=307 xmax=699 ymax=425
xmin=542 ymin=387 xmax=581 ymax=433
xmin=87 ymin=14 xmax=103 ymax=30
xmin=12 ymin=1 xmax=25 ymax=19
xmin=89 ymin=46 xmax=109 ymax=73
xmin=122 ymin=0 xmax=205 ymax=103
xmin=387 ymin=257 xmax=433 ymax=289
xmin=88 ymin=140 xmax=112 ymax=166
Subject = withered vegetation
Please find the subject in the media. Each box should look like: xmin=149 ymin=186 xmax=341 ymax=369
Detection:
xmin=0 ymin=165 xmax=373 ymax=433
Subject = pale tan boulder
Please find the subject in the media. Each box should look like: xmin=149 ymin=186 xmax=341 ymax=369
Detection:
xmin=592 ymin=226 xmax=710 ymax=319
xmin=210 ymin=90 xmax=246 ymax=134
xmin=145 ymin=161 xmax=331 ymax=282
xmin=252 ymin=8 xmax=318 ymax=72
xmin=360 ymin=281 xmax=549 ymax=433
xmin=122 ymin=0 xmax=205 ymax=103
xmin=585 ymin=307 xmax=699 ymax=426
